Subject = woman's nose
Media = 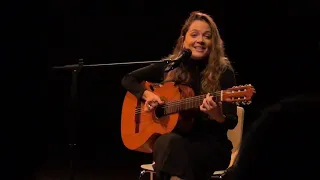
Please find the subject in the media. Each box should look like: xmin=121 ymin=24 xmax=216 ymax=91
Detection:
xmin=196 ymin=35 xmax=204 ymax=43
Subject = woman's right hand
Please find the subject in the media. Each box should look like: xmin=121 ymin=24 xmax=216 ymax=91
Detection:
xmin=142 ymin=90 xmax=164 ymax=112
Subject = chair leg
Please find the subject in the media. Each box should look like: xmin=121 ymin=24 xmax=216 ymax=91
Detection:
xmin=150 ymin=172 xmax=153 ymax=180
xmin=139 ymin=170 xmax=155 ymax=180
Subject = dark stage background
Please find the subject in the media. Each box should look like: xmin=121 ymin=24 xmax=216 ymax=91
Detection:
xmin=2 ymin=0 xmax=319 ymax=179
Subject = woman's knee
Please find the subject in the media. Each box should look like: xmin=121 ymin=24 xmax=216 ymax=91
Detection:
xmin=154 ymin=133 xmax=185 ymax=149
xmin=158 ymin=133 xmax=183 ymax=142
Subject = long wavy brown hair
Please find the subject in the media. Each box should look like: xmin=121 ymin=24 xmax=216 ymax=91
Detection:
xmin=164 ymin=11 xmax=233 ymax=94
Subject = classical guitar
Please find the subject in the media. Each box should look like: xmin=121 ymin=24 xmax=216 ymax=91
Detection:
xmin=121 ymin=81 xmax=256 ymax=153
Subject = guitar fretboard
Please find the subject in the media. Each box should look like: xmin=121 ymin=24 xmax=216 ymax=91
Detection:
xmin=164 ymin=91 xmax=222 ymax=115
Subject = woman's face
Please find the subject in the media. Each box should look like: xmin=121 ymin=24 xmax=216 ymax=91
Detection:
xmin=183 ymin=20 xmax=213 ymax=60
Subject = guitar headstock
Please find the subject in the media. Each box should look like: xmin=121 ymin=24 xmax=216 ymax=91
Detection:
xmin=222 ymin=84 xmax=256 ymax=106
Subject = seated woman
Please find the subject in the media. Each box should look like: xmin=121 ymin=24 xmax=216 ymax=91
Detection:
xmin=122 ymin=11 xmax=238 ymax=180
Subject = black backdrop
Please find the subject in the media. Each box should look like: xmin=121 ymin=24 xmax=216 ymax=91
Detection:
xmin=2 ymin=0 xmax=319 ymax=179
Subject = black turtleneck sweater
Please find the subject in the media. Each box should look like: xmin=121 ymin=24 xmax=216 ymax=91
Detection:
xmin=121 ymin=59 xmax=238 ymax=150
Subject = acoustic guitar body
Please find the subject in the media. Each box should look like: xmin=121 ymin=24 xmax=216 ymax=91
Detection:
xmin=121 ymin=81 xmax=195 ymax=153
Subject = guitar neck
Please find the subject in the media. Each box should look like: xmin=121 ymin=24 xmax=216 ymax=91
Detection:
xmin=164 ymin=91 xmax=222 ymax=115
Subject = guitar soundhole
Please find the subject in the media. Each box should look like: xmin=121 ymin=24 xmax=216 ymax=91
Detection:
xmin=154 ymin=105 xmax=165 ymax=119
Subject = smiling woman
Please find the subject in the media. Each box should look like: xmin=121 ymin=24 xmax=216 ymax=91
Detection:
xmin=184 ymin=20 xmax=212 ymax=59
xmin=121 ymin=11 xmax=238 ymax=180
xmin=164 ymin=11 xmax=232 ymax=97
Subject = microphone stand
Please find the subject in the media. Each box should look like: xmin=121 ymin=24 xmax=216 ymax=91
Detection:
xmin=52 ymin=58 xmax=174 ymax=180
xmin=53 ymin=59 xmax=173 ymax=70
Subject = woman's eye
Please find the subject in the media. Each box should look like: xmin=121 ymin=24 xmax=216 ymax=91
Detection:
xmin=204 ymin=34 xmax=211 ymax=38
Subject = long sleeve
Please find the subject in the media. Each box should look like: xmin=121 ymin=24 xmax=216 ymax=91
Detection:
xmin=219 ymin=68 xmax=238 ymax=130
xmin=121 ymin=63 xmax=166 ymax=100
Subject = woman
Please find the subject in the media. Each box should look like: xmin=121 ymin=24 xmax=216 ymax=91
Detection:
xmin=122 ymin=11 xmax=238 ymax=180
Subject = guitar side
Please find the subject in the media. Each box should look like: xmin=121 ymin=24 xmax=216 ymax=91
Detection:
xmin=120 ymin=81 xmax=181 ymax=153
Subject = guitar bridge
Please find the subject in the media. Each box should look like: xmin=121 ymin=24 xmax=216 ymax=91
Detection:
xmin=135 ymin=100 xmax=141 ymax=133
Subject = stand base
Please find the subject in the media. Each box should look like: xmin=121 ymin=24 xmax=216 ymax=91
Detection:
xmin=68 ymin=143 xmax=76 ymax=180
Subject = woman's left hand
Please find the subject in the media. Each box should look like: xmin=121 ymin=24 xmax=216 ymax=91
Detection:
xmin=200 ymin=93 xmax=225 ymax=122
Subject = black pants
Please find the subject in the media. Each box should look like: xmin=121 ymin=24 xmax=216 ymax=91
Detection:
xmin=152 ymin=131 xmax=231 ymax=180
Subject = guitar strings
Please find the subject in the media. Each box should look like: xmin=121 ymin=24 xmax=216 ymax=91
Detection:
xmin=134 ymin=91 xmax=222 ymax=114
xmin=135 ymin=95 xmax=220 ymax=114
xmin=139 ymin=91 xmax=221 ymax=109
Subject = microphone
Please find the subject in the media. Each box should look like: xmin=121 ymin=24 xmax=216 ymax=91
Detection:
xmin=164 ymin=48 xmax=192 ymax=72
